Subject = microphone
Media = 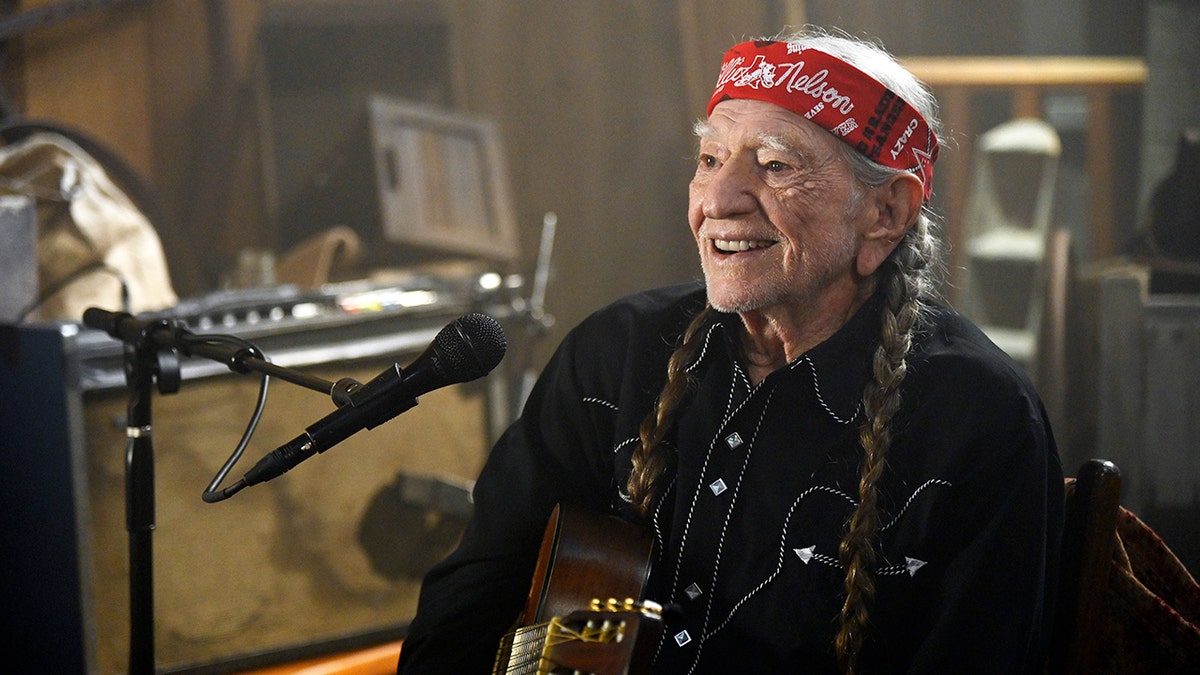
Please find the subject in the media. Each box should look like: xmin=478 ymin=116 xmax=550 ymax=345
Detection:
xmin=83 ymin=306 xmax=134 ymax=336
xmin=83 ymin=306 xmax=175 ymax=345
xmin=239 ymin=312 xmax=506 ymax=488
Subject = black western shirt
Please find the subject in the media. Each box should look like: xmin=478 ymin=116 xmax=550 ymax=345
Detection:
xmin=398 ymin=281 xmax=1064 ymax=674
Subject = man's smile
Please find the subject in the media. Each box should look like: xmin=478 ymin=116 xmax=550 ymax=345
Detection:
xmin=710 ymin=237 xmax=779 ymax=253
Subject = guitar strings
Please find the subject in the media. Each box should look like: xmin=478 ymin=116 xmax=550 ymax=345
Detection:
xmin=497 ymin=617 xmax=628 ymax=674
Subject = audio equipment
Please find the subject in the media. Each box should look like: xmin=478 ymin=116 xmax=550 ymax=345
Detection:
xmin=2 ymin=276 xmax=518 ymax=674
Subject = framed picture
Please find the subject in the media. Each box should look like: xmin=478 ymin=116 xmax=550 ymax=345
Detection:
xmin=368 ymin=96 xmax=518 ymax=262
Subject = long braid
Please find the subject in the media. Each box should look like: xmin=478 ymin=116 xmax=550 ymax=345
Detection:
xmin=759 ymin=26 xmax=945 ymax=672
xmin=834 ymin=200 xmax=940 ymax=672
xmin=627 ymin=305 xmax=714 ymax=516
xmin=833 ymin=259 xmax=917 ymax=672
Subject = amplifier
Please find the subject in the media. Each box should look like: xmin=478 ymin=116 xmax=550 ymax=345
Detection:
xmin=1 ymin=277 xmax=520 ymax=674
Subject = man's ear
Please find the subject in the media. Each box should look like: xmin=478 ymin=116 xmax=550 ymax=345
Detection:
xmin=856 ymin=172 xmax=924 ymax=277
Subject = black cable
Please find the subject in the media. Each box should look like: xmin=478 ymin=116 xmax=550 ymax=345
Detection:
xmin=17 ymin=261 xmax=129 ymax=322
xmin=187 ymin=332 xmax=270 ymax=503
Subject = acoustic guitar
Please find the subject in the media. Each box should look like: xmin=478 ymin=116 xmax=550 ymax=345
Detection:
xmin=493 ymin=503 xmax=663 ymax=675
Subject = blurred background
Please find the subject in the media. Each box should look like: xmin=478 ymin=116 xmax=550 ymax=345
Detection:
xmin=1 ymin=1 xmax=1197 ymax=673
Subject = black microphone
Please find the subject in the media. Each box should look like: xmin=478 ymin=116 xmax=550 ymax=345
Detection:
xmin=83 ymin=306 xmax=175 ymax=345
xmin=83 ymin=306 xmax=134 ymax=336
xmin=239 ymin=312 xmax=506 ymax=488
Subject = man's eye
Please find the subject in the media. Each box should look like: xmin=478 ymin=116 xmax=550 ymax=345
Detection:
xmin=698 ymin=154 xmax=718 ymax=169
xmin=764 ymin=160 xmax=790 ymax=172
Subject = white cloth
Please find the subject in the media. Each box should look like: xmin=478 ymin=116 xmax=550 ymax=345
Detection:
xmin=0 ymin=131 xmax=177 ymax=322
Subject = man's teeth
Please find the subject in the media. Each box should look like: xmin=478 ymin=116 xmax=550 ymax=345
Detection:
xmin=714 ymin=239 xmax=774 ymax=252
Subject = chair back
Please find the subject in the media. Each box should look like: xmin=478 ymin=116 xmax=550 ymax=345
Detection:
xmin=1050 ymin=459 xmax=1122 ymax=673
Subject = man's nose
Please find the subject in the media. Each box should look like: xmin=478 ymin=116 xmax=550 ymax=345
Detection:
xmin=700 ymin=156 xmax=756 ymax=219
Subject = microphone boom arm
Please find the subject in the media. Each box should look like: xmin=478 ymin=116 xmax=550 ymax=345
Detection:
xmin=84 ymin=307 xmax=507 ymax=500
xmin=83 ymin=306 xmax=360 ymax=401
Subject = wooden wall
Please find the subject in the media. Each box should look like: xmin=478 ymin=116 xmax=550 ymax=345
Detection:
xmin=6 ymin=0 xmax=801 ymax=370
xmin=9 ymin=0 xmax=1087 ymax=370
xmin=9 ymin=0 xmax=268 ymax=295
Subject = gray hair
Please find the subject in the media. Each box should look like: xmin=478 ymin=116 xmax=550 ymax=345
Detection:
xmin=778 ymin=26 xmax=947 ymax=310
xmin=774 ymin=27 xmax=946 ymax=673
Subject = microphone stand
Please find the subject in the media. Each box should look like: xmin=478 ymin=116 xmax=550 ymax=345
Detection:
xmin=91 ymin=311 xmax=355 ymax=674
xmin=122 ymin=321 xmax=171 ymax=675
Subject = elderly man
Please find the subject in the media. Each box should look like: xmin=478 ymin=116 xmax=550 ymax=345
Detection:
xmin=398 ymin=27 xmax=1062 ymax=674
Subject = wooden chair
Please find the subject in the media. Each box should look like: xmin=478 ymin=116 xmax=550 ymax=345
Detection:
xmin=1048 ymin=459 xmax=1122 ymax=674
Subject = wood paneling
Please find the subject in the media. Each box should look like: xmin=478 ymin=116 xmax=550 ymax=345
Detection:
xmin=10 ymin=0 xmax=744 ymax=364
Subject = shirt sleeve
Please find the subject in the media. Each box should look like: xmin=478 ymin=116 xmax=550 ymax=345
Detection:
xmin=899 ymin=372 xmax=1065 ymax=674
xmin=396 ymin=317 xmax=620 ymax=673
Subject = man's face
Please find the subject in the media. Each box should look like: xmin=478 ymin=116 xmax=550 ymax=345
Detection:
xmin=688 ymin=98 xmax=871 ymax=318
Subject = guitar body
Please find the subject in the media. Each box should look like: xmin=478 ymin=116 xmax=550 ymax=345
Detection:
xmin=523 ymin=503 xmax=656 ymax=624
xmin=494 ymin=503 xmax=661 ymax=675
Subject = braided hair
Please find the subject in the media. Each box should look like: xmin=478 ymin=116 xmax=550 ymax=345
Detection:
xmin=834 ymin=178 xmax=942 ymax=674
xmin=625 ymin=27 xmax=945 ymax=674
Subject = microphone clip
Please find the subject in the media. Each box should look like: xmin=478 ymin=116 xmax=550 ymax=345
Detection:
xmin=330 ymin=377 xmax=363 ymax=408
xmin=329 ymin=363 xmax=418 ymax=434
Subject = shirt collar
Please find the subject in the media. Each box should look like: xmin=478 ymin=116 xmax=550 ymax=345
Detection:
xmin=706 ymin=293 xmax=884 ymax=422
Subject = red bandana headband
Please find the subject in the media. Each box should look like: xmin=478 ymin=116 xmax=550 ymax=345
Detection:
xmin=708 ymin=40 xmax=939 ymax=202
